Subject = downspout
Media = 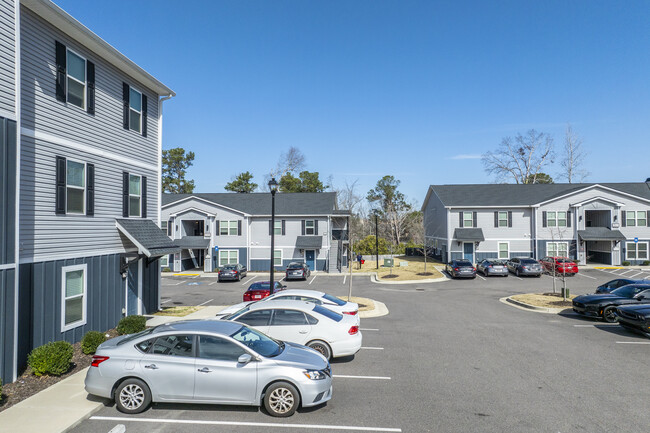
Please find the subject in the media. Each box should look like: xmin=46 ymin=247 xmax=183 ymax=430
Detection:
xmin=13 ymin=0 xmax=22 ymax=382
xmin=157 ymin=93 xmax=173 ymax=311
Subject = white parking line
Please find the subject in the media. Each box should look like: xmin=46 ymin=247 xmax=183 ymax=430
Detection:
xmin=197 ymin=299 xmax=214 ymax=307
xmin=160 ymin=299 xmax=171 ymax=304
xmin=577 ymin=273 xmax=597 ymax=280
xmin=243 ymin=275 xmax=258 ymax=285
xmin=309 ymin=274 xmax=318 ymax=285
xmin=90 ymin=416 xmax=402 ymax=432
xmin=174 ymin=280 xmax=187 ymax=286
xmin=209 ymin=280 xmax=218 ymax=285
xmin=343 ymin=274 xmax=346 ymax=285
xmin=620 ymin=270 xmax=636 ymax=275
xmin=512 ymin=275 xmax=523 ymax=281
xmin=361 ymin=346 xmax=384 ymax=350
xmin=615 ymin=341 xmax=650 ymax=345
xmin=279 ymin=276 xmax=286 ymax=282
xmin=476 ymin=274 xmax=486 ymax=281
xmin=360 ymin=328 xmax=379 ymax=331
xmin=333 ymin=374 xmax=391 ymax=380
xmin=573 ymin=324 xmax=618 ymax=327
xmin=628 ymin=272 xmax=644 ymax=278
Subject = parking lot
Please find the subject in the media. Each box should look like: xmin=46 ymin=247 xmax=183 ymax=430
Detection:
xmin=72 ymin=267 xmax=650 ymax=432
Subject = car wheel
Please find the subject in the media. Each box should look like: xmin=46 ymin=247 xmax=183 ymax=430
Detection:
xmin=516 ymin=269 xmax=520 ymax=277
xmin=264 ymin=381 xmax=300 ymax=417
xmin=307 ymin=340 xmax=332 ymax=360
xmin=602 ymin=306 xmax=618 ymax=323
xmin=115 ymin=378 xmax=151 ymax=414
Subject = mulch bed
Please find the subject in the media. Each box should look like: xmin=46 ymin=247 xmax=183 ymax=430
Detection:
xmin=0 ymin=328 xmax=119 ymax=413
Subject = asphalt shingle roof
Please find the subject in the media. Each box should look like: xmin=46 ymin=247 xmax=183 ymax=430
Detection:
xmin=577 ymin=228 xmax=627 ymax=241
xmin=295 ymin=236 xmax=323 ymax=249
xmin=426 ymin=183 xmax=650 ymax=207
xmin=116 ymin=219 xmax=179 ymax=257
xmin=176 ymin=236 xmax=211 ymax=249
xmin=453 ymin=228 xmax=485 ymax=241
xmin=162 ymin=192 xmax=343 ymax=216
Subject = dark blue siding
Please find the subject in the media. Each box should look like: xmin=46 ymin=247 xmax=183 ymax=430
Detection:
xmin=142 ymin=259 xmax=160 ymax=314
xmin=0 ymin=117 xmax=17 ymax=265
xmin=0 ymin=268 xmax=16 ymax=382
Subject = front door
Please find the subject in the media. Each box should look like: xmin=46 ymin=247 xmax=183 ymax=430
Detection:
xmin=463 ymin=243 xmax=474 ymax=263
xmin=126 ymin=260 xmax=139 ymax=316
xmin=306 ymin=250 xmax=315 ymax=270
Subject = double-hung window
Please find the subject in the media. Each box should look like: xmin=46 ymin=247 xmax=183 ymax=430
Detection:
xmin=61 ymin=264 xmax=87 ymax=331
xmin=129 ymin=174 xmax=141 ymax=217
xmin=219 ymin=250 xmax=238 ymax=266
xmin=626 ymin=211 xmax=647 ymax=227
xmin=129 ymin=87 xmax=142 ymax=133
xmin=547 ymin=211 xmax=567 ymax=228
xmin=66 ymin=49 xmax=86 ymax=109
xmin=547 ymin=242 xmax=568 ymax=257
xmin=305 ymin=220 xmax=316 ymax=235
xmin=273 ymin=249 xmax=282 ymax=266
xmin=463 ymin=212 xmax=473 ymax=228
xmin=498 ymin=242 xmax=509 ymax=260
xmin=274 ymin=221 xmax=282 ymax=235
xmin=626 ymin=242 xmax=648 ymax=260
xmin=66 ymin=160 xmax=86 ymax=214
xmin=220 ymin=221 xmax=238 ymax=236
xmin=498 ymin=212 xmax=508 ymax=227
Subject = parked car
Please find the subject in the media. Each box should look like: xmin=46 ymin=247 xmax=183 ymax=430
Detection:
xmin=507 ymin=258 xmax=543 ymax=277
xmin=217 ymin=289 xmax=359 ymax=320
xmin=615 ymin=304 xmax=650 ymax=338
xmin=445 ymin=259 xmax=476 ymax=278
xmin=285 ymin=262 xmax=311 ymax=281
xmin=572 ymin=284 xmax=650 ymax=322
xmin=539 ymin=257 xmax=578 ymax=276
xmin=596 ymin=278 xmax=649 ymax=294
xmin=243 ymin=281 xmax=287 ymax=302
xmin=224 ymin=300 xmax=362 ymax=360
xmin=476 ymin=259 xmax=508 ymax=277
xmin=218 ymin=264 xmax=247 ymax=282
xmin=84 ymin=320 xmax=332 ymax=417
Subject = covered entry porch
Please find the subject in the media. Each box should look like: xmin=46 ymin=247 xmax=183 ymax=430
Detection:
xmin=578 ymin=227 xmax=626 ymax=265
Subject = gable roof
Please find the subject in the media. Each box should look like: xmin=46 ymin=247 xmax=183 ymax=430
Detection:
xmin=423 ymin=183 xmax=650 ymax=208
xmin=162 ymin=192 xmax=344 ymax=216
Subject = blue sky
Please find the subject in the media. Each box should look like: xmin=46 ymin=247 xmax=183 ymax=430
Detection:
xmin=55 ymin=0 xmax=650 ymax=206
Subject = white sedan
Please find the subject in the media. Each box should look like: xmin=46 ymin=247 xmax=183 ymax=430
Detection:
xmin=223 ymin=300 xmax=362 ymax=360
xmin=216 ymin=289 xmax=359 ymax=321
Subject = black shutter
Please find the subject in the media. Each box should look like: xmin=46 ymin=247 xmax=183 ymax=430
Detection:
xmin=282 ymin=220 xmax=286 ymax=235
xmin=621 ymin=211 xmax=626 ymax=227
xmin=237 ymin=220 xmax=242 ymax=236
xmin=647 ymin=211 xmax=650 ymax=227
xmin=86 ymin=61 xmax=95 ymax=114
xmin=141 ymin=176 xmax=147 ymax=218
xmin=315 ymin=220 xmax=319 ymax=234
xmin=269 ymin=220 xmax=273 ymax=235
xmin=215 ymin=220 xmax=220 ymax=236
xmin=142 ymin=94 xmax=148 ymax=137
xmin=167 ymin=220 xmax=172 ymax=236
xmin=122 ymin=83 xmax=130 ymax=130
xmin=472 ymin=212 xmax=477 ymax=228
xmin=494 ymin=212 xmax=498 ymax=228
xmin=55 ymin=156 xmax=66 ymax=214
xmin=301 ymin=220 xmax=306 ymax=235
xmin=542 ymin=211 xmax=547 ymax=227
xmin=55 ymin=41 xmax=66 ymax=102
xmin=567 ymin=210 xmax=571 ymax=227
xmin=86 ymin=163 xmax=95 ymax=216
xmin=508 ymin=211 xmax=512 ymax=228
xmin=459 ymin=212 xmax=463 ymax=227
xmin=122 ymin=172 xmax=129 ymax=217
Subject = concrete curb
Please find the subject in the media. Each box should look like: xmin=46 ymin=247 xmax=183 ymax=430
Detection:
xmin=146 ymin=305 xmax=227 ymax=326
xmin=500 ymin=296 xmax=572 ymax=314
xmin=359 ymin=300 xmax=389 ymax=318
xmin=369 ymin=272 xmax=447 ymax=284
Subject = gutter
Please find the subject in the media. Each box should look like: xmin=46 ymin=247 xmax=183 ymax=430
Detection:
xmin=157 ymin=93 xmax=173 ymax=311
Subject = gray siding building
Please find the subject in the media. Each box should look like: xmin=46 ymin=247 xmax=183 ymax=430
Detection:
xmin=161 ymin=193 xmax=350 ymax=274
xmin=423 ymin=183 xmax=650 ymax=266
xmin=0 ymin=0 xmax=176 ymax=383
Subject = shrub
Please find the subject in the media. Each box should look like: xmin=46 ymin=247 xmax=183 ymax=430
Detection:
xmin=622 ymin=261 xmax=631 ymax=266
xmin=162 ymin=267 xmax=171 ymax=272
xmin=643 ymin=261 xmax=650 ymax=266
xmin=81 ymin=331 xmax=106 ymax=355
xmin=117 ymin=315 xmax=147 ymax=335
xmin=28 ymin=341 xmax=74 ymax=377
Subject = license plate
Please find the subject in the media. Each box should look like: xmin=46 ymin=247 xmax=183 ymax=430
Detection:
xmin=254 ymin=295 xmax=261 ymax=299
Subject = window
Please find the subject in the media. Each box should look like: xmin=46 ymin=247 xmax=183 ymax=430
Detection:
xmin=61 ymin=264 xmax=87 ymax=331
xmin=66 ymin=160 xmax=85 ymax=214
xmin=498 ymin=212 xmax=508 ymax=227
xmin=129 ymin=174 xmax=141 ymax=217
xmin=547 ymin=211 xmax=567 ymax=228
xmin=151 ymin=335 xmax=194 ymax=357
xmin=219 ymin=250 xmax=238 ymax=266
xmin=238 ymin=310 xmax=272 ymax=327
xmin=305 ymin=220 xmax=315 ymax=235
xmin=274 ymin=220 xmax=282 ymax=235
xmin=463 ymin=212 xmax=473 ymax=228
xmin=270 ymin=309 xmax=309 ymax=326
xmin=547 ymin=242 xmax=569 ymax=257
xmin=220 ymin=221 xmax=238 ymax=236
xmin=198 ymin=335 xmax=246 ymax=362
xmin=498 ymin=242 xmax=509 ymax=260
xmin=626 ymin=211 xmax=647 ymax=227
xmin=129 ymin=87 xmax=142 ymax=133
xmin=274 ymin=249 xmax=282 ymax=266
xmin=66 ymin=49 xmax=86 ymax=109
xmin=626 ymin=242 xmax=648 ymax=260
xmin=160 ymin=255 xmax=169 ymax=268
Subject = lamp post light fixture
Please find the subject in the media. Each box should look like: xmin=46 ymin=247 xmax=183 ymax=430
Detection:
xmin=268 ymin=177 xmax=279 ymax=292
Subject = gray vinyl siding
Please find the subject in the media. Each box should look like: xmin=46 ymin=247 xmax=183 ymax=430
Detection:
xmin=0 ymin=117 xmax=16 ymax=264
xmin=19 ymin=134 xmax=157 ymax=262
xmin=0 ymin=268 xmax=15 ymax=382
xmin=423 ymin=189 xmax=447 ymax=241
xmin=0 ymin=0 xmax=15 ymax=117
xmin=20 ymin=7 xmax=159 ymax=167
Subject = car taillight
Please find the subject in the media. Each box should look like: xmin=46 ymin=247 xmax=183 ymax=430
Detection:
xmin=348 ymin=326 xmax=359 ymax=335
xmin=454 ymin=267 xmax=459 ymax=271
xmin=233 ymin=271 xmax=238 ymax=274
xmin=91 ymin=355 xmax=109 ymax=367
xmin=343 ymin=311 xmax=358 ymax=315
xmin=472 ymin=268 xmax=476 ymax=271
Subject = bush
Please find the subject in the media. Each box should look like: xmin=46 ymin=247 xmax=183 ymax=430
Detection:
xmin=81 ymin=331 xmax=106 ymax=355
xmin=162 ymin=267 xmax=171 ymax=272
xmin=643 ymin=261 xmax=650 ymax=266
xmin=28 ymin=341 xmax=74 ymax=376
xmin=622 ymin=261 xmax=631 ymax=266
xmin=117 ymin=315 xmax=147 ymax=335
xmin=354 ymin=235 xmax=390 ymax=255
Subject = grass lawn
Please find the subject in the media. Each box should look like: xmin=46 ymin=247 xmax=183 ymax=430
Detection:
xmin=153 ymin=306 xmax=206 ymax=317
xmin=511 ymin=292 xmax=576 ymax=308
xmin=350 ymin=255 xmax=443 ymax=281
xmin=337 ymin=296 xmax=374 ymax=311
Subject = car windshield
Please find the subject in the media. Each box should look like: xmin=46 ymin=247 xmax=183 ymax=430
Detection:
xmin=221 ymin=265 xmax=236 ymax=270
xmin=611 ymin=286 xmax=647 ymax=298
xmin=489 ymin=260 xmax=506 ymax=265
xmin=248 ymin=283 xmax=270 ymax=291
xmin=521 ymin=259 xmax=538 ymax=264
xmin=313 ymin=305 xmax=343 ymax=322
xmin=116 ymin=327 xmax=155 ymax=345
xmin=456 ymin=261 xmax=472 ymax=266
xmin=322 ymin=294 xmax=346 ymax=306
xmin=287 ymin=263 xmax=303 ymax=269
xmin=556 ymin=259 xmax=572 ymax=263
xmin=230 ymin=326 xmax=283 ymax=357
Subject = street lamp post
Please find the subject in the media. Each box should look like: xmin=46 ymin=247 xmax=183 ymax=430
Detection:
xmin=374 ymin=211 xmax=379 ymax=269
xmin=268 ymin=178 xmax=278 ymax=292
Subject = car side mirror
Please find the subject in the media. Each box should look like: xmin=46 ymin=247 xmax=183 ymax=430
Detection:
xmin=238 ymin=353 xmax=253 ymax=364
xmin=637 ymin=295 xmax=644 ymax=301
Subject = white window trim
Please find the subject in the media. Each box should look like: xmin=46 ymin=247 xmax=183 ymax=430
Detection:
xmin=129 ymin=86 xmax=143 ymax=133
xmin=66 ymin=47 xmax=86 ymax=110
xmin=219 ymin=249 xmax=239 ymax=266
xmin=626 ymin=211 xmax=647 ymax=227
xmin=160 ymin=255 xmax=169 ymax=267
xmin=546 ymin=241 xmax=569 ymax=257
xmin=273 ymin=220 xmax=282 ymax=235
xmin=462 ymin=212 xmax=473 ymax=228
xmin=65 ymin=158 xmax=86 ymax=215
xmin=305 ymin=220 xmax=316 ymax=235
xmin=129 ymin=174 xmax=142 ymax=217
xmin=273 ymin=249 xmax=282 ymax=267
xmin=498 ymin=241 xmax=510 ymax=260
xmin=626 ymin=242 xmax=649 ymax=260
xmin=498 ymin=212 xmax=508 ymax=228
xmin=219 ymin=220 xmax=238 ymax=236
xmin=61 ymin=264 xmax=87 ymax=332
xmin=547 ymin=211 xmax=567 ymax=228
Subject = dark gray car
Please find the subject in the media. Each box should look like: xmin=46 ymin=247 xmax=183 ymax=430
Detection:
xmin=218 ymin=263 xmax=247 ymax=281
xmin=445 ymin=259 xmax=476 ymax=279
xmin=507 ymin=258 xmax=542 ymax=277
xmin=476 ymin=259 xmax=508 ymax=277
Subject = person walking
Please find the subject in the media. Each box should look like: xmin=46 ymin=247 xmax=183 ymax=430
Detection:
xmin=357 ymin=253 xmax=363 ymax=269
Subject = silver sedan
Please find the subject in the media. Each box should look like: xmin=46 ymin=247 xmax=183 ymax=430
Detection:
xmin=84 ymin=320 xmax=332 ymax=417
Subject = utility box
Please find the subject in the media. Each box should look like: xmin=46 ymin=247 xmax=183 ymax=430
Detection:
xmin=384 ymin=258 xmax=394 ymax=267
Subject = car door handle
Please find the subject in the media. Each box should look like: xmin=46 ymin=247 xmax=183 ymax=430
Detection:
xmin=299 ymin=330 xmax=308 ymax=334
xmin=197 ymin=367 xmax=212 ymax=373
xmin=144 ymin=364 xmax=158 ymax=370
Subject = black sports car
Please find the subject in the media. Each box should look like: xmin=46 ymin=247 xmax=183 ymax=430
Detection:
xmin=572 ymin=284 xmax=650 ymax=322
xmin=596 ymin=278 xmax=649 ymax=294
xmin=615 ymin=304 xmax=650 ymax=338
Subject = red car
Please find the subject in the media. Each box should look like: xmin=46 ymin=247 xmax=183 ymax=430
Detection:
xmin=242 ymin=281 xmax=287 ymax=302
xmin=539 ymin=257 xmax=578 ymax=275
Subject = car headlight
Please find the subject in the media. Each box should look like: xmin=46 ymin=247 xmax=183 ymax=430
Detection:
xmin=303 ymin=370 xmax=327 ymax=380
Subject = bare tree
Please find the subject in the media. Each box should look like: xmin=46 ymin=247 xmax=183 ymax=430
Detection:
xmin=265 ymin=146 xmax=307 ymax=190
xmin=559 ymin=124 xmax=589 ymax=183
xmin=482 ymin=129 xmax=555 ymax=184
